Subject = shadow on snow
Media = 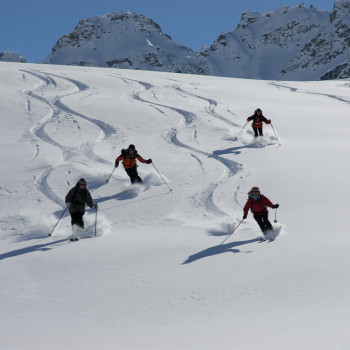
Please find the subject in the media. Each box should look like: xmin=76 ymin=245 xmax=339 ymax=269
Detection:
xmin=212 ymin=143 xmax=266 ymax=156
xmin=182 ymin=238 xmax=259 ymax=264
xmin=0 ymin=238 xmax=68 ymax=261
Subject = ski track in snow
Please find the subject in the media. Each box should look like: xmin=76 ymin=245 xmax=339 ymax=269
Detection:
xmin=174 ymin=86 xmax=240 ymax=128
xmin=32 ymin=167 xmax=65 ymax=208
xmin=270 ymin=81 xmax=350 ymax=104
xmin=4 ymin=66 xmax=350 ymax=350
xmin=20 ymin=69 xmax=117 ymax=207
xmin=116 ymin=76 xmax=244 ymax=217
xmin=19 ymin=68 xmax=280 ymax=230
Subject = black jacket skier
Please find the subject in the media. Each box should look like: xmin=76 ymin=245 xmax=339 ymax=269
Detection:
xmin=65 ymin=178 xmax=97 ymax=238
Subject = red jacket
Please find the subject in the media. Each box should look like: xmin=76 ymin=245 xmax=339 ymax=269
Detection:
xmin=243 ymin=194 xmax=274 ymax=216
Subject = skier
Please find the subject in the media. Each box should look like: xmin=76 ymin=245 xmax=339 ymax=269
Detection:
xmin=65 ymin=178 xmax=98 ymax=241
xmin=247 ymin=108 xmax=271 ymax=137
xmin=243 ymin=186 xmax=279 ymax=239
xmin=115 ymin=144 xmax=152 ymax=184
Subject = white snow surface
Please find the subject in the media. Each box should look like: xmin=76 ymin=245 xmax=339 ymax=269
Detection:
xmin=1 ymin=61 xmax=350 ymax=349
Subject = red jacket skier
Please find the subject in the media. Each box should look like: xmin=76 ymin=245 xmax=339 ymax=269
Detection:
xmin=243 ymin=186 xmax=279 ymax=234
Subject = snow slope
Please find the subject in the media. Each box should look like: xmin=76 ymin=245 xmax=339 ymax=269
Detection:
xmin=1 ymin=61 xmax=350 ymax=350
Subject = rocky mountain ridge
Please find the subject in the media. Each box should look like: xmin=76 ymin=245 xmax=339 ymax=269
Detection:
xmin=0 ymin=50 xmax=27 ymax=63
xmin=43 ymin=1 xmax=350 ymax=80
xmin=43 ymin=12 xmax=207 ymax=75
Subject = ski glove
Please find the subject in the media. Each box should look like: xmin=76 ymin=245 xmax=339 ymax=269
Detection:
xmin=243 ymin=215 xmax=247 ymax=219
xmin=66 ymin=202 xmax=72 ymax=208
xmin=146 ymin=159 xmax=152 ymax=164
xmin=273 ymin=204 xmax=279 ymax=209
xmin=115 ymin=161 xmax=119 ymax=168
xmin=92 ymin=203 xmax=98 ymax=209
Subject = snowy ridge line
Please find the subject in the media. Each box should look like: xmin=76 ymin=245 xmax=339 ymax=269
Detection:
xmin=116 ymin=76 xmax=241 ymax=217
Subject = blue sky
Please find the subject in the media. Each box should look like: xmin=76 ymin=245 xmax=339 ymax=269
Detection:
xmin=1 ymin=0 xmax=335 ymax=63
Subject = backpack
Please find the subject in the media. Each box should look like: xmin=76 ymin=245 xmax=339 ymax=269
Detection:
xmin=249 ymin=195 xmax=266 ymax=214
xmin=120 ymin=148 xmax=138 ymax=160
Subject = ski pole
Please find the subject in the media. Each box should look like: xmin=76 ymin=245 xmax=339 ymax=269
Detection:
xmin=152 ymin=163 xmax=173 ymax=192
xmin=95 ymin=207 xmax=98 ymax=237
xmin=270 ymin=123 xmax=281 ymax=145
xmin=48 ymin=207 xmax=67 ymax=236
xmin=234 ymin=121 xmax=248 ymax=140
xmin=219 ymin=219 xmax=244 ymax=246
xmin=218 ymin=122 xmax=248 ymax=150
xmin=105 ymin=167 xmax=116 ymax=183
xmin=274 ymin=208 xmax=278 ymax=223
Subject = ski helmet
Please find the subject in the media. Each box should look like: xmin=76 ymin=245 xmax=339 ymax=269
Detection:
xmin=255 ymin=108 xmax=262 ymax=114
xmin=128 ymin=144 xmax=136 ymax=151
xmin=78 ymin=178 xmax=87 ymax=185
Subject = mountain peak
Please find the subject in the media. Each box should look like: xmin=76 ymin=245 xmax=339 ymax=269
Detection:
xmin=334 ymin=0 xmax=350 ymax=8
xmin=43 ymin=10 xmax=208 ymax=74
xmin=43 ymin=3 xmax=350 ymax=80
xmin=0 ymin=50 xmax=27 ymax=63
xmin=331 ymin=0 xmax=350 ymax=21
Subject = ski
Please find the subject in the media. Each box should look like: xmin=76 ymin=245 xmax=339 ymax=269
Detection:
xmin=259 ymin=237 xmax=275 ymax=243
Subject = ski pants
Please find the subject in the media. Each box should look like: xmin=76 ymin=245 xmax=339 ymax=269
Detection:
xmin=125 ymin=166 xmax=143 ymax=184
xmin=254 ymin=209 xmax=272 ymax=232
xmin=253 ymin=126 xmax=263 ymax=137
xmin=70 ymin=212 xmax=85 ymax=228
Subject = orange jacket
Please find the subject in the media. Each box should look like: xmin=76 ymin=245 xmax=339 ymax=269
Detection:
xmin=247 ymin=114 xmax=271 ymax=128
xmin=116 ymin=151 xmax=147 ymax=169
xmin=243 ymin=194 xmax=274 ymax=216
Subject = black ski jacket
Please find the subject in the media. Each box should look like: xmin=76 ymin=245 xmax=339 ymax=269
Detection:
xmin=247 ymin=114 xmax=271 ymax=128
xmin=65 ymin=184 xmax=93 ymax=214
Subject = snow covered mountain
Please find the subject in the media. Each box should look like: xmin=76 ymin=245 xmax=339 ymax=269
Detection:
xmin=204 ymin=0 xmax=350 ymax=80
xmin=0 ymin=50 xmax=27 ymax=63
xmin=43 ymin=11 xmax=208 ymax=75
xmin=43 ymin=1 xmax=350 ymax=80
